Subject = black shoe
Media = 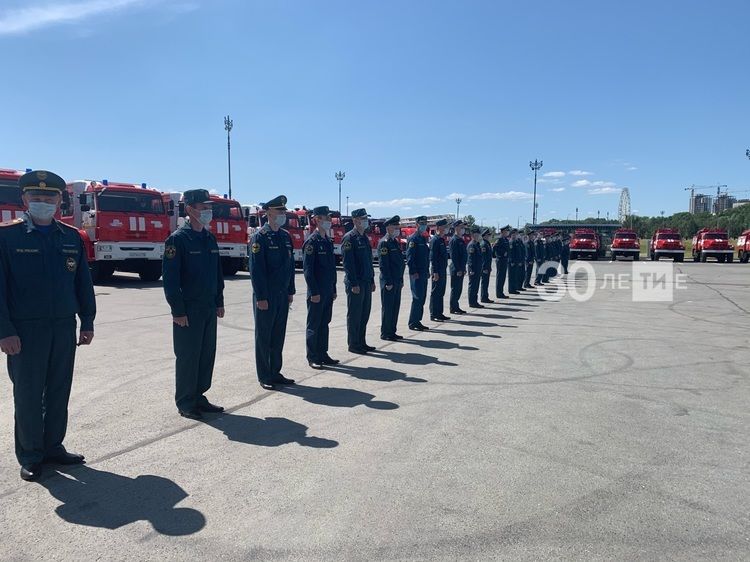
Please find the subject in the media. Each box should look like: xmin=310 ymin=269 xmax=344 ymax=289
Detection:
xmin=44 ymin=451 xmax=85 ymax=465
xmin=179 ymin=409 xmax=203 ymax=420
xmin=363 ymin=345 xmax=376 ymax=352
xmin=276 ymin=376 xmax=296 ymax=385
xmin=20 ymin=464 xmax=42 ymax=482
xmin=416 ymin=323 xmax=430 ymax=330
xmin=518 ymin=288 xmax=526 ymax=292
xmin=455 ymin=308 xmax=467 ymax=314
xmin=469 ymin=303 xmax=484 ymax=308
xmin=509 ymin=291 xmax=520 ymax=295
xmin=393 ymin=334 xmax=405 ymax=340
xmin=260 ymin=382 xmax=277 ymax=390
xmin=381 ymin=335 xmax=398 ymax=341
xmin=309 ymin=360 xmax=325 ymax=369
xmin=481 ymin=299 xmax=495 ymax=304
xmin=349 ymin=347 xmax=368 ymax=354
xmin=409 ymin=324 xmax=425 ymax=331
xmin=198 ymin=402 xmax=224 ymax=413
xmin=321 ymin=356 xmax=340 ymax=365
xmin=438 ymin=314 xmax=451 ymax=320
xmin=497 ymin=294 xmax=509 ymax=299
xmin=430 ymin=316 xmax=443 ymax=322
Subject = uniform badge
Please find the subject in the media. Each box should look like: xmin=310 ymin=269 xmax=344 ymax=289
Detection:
xmin=305 ymin=244 xmax=314 ymax=255
xmin=343 ymin=240 xmax=352 ymax=251
xmin=165 ymin=245 xmax=177 ymax=259
xmin=380 ymin=246 xmax=388 ymax=256
xmin=468 ymin=247 xmax=475 ymax=254
xmin=37 ymin=171 xmax=47 ymax=180
xmin=251 ymin=243 xmax=261 ymax=254
xmin=409 ymin=241 xmax=415 ymax=248
xmin=65 ymin=257 xmax=77 ymax=272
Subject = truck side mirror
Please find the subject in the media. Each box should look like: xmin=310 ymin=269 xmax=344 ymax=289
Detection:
xmin=178 ymin=202 xmax=186 ymax=218
xmin=81 ymin=204 xmax=91 ymax=212
xmin=167 ymin=210 xmax=174 ymax=216
xmin=169 ymin=200 xmax=175 ymax=211
xmin=244 ymin=208 xmax=250 ymax=220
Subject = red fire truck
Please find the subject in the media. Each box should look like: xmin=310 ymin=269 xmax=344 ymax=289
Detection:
xmin=649 ymin=228 xmax=684 ymax=262
xmin=369 ymin=218 xmax=386 ymax=261
xmin=692 ymin=227 xmax=734 ymax=263
xmin=736 ymin=229 xmax=750 ymax=263
xmin=569 ymin=228 xmax=602 ymax=260
xmin=610 ymin=229 xmax=641 ymax=261
xmin=65 ymin=179 xmax=172 ymax=282
xmin=0 ymin=168 xmax=25 ymax=223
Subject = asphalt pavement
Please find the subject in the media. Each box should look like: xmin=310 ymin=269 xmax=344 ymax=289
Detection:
xmin=0 ymin=260 xmax=748 ymax=561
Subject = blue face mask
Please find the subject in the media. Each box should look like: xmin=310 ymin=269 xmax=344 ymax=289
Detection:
xmin=274 ymin=214 xmax=287 ymax=228
xmin=360 ymin=219 xmax=369 ymax=230
xmin=418 ymin=224 xmax=427 ymax=234
xmin=28 ymin=202 xmax=57 ymax=221
xmin=197 ymin=210 xmax=213 ymax=226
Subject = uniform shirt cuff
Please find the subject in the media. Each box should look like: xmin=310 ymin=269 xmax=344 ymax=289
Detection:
xmin=79 ymin=317 xmax=95 ymax=332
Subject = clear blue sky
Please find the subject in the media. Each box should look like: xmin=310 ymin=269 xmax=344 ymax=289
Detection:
xmin=1 ymin=0 xmax=749 ymax=225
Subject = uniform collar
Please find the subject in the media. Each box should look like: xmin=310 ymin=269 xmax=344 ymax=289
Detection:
xmin=24 ymin=213 xmax=63 ymax=234
xmin=180 ymin=221 xmax=210 ymax=240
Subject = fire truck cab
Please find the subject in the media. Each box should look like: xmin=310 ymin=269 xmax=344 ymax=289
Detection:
xmin=0 ymin=168 xmax=26 ymax=223
xmin=610 ymin=229 xmax=640 ymax=261
xmin=649 ymin=228 xmax=684 ymax=262
xmin=65 ymin=180 xmax=172 ymax=282
xmin=736 ymin=229 xmax=750 ymax=263
xmin=692 ymin=228 xmax=734 ymax=263
xmin=569 ymin=228 xmax=601 ymax=260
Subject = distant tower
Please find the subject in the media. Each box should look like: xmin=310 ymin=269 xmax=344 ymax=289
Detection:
xmin=618 ymin=187 xmax=631 ymax=223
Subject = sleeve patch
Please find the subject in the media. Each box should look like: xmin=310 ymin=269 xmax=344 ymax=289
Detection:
xmin=468 ymin=247 xmax=475 ymax=254
xmin=409 ymin=241 xmax=415 ymax=248
xmin=343 ymin=240 xmax=352 ymax=251
xmin=380 ymin=246 xmax=388 ymax=256
xmin=305 ymin=244 xmax=314 ymax=255
xmin=165 ymin=245 xmax=177 ymax=259
xmin=251 ymin=243 xmax=261 ymax=254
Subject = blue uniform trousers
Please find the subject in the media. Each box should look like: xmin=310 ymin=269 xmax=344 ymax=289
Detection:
xmin=306 ymin=294 xmax=334 ymax=363
xmin=429 ymin=271 xmax=446 ymax=317
xmin=253 ymin=293 xmax=289 ymax=384
xmin=346 ymin=285 xmax=372 ymax=349
xmin=408 ymin=274 xmax=428 ymax=326
xmin=380 ymin=285 xmax=402 ymax=337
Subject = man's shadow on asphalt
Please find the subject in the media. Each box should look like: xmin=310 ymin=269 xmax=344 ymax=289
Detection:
xmin=398 ymin=339 xmax=479 ymax=352
xmin=39 ymin=465 xmax=205 ymax=536
xmin=327 ymin=363 xmax=427 ymax=383
xmin=462 ymin=314 xmax=528 ymax=321
xmin=279 ymin=384 xmax=399 ymax=410
xmin=370 ymin=349 xmax=457 ymax=367
xmin=429 ymin=328 xmax=503 ymax=339
xmin=206 ymin=414 xmax=338 ymax=448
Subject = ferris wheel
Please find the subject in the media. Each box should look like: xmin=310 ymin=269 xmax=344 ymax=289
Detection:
xmin=618 ymin=188 xmax=631 ymax=222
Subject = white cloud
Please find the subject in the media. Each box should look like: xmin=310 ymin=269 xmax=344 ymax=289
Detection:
xmin=446 ymin=192 xmax=466 ymax=200
xmin=626 ymin=166 xmax=638 ymax=171
xmin=0 ymin=0 xmax=189 ymax=35
xmin=351 ymin=197 xmax=444 ymax=208
xmin=467 ymin=191 xmax=534 ymax=201
xmin=568 ymin=170 xmax=593 ymax=176
xmin=572 ymin=179 xmax=592 ymax=187
xmin=550 ymin=187 xmax=565 ymax=192
xmin=572 ymin=179 xmax=616 ymax=188
xmin=588 ymin=187 xmax=620 ymax=195
xmin=537 ymin=178 xmax=562 ymax=184
xmin=543 ymin=171 xmax=565 ymax=178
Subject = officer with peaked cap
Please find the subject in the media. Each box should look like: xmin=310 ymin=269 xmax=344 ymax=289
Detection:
xmin=303 ymin=206 xmax=339 ymax=369
xmin=561 ymin=233 xmax=570 ymax=274
xmin=448 ymin=220 xmax=468 ymax=314
xmin=466 ymin=225 xmax=484 ymax=308
xmin=534 ymin=232 xmax=547 ymax=285
xmin=406 ymin=215 xmax=430 ymax=331
xmin=0 ymin=170 xmax=96 ymax=481
xmin=342 ymin=208 xmax=376 ymax=353
xmin=163 ymin=188 xmax=225 ymax=419
xmin=508 ymin=228 xmax=523 ymax=294
xmin=378 ymin=215 xmax=405 ymax=341
xmin=429 ymin=218 xmax=450 ymax=321
xmin=524 ymin=231 xmax=536 ymax=289
xmin=492 ymin=225 xmax=511 ymax=299
xmin=480 ymin=228 xmax=493 ymax=303
xmin=249 ymin=195 xmax=296 ymax=389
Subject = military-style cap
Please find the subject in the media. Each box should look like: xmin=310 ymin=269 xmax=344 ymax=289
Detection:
xmin=452 ymin=220 xmax=465 ymax=227
xmin=19 ymin=170 xmax=66 ymax=194
xmin=262 ymin=195 xmax=288 ymax=210
xmin=183 ymin=189 xmax=212 ymax=206
xmin=312 ymin=205 xmax=331 ymax=216
xmin=384 ymin=215 xmax=400 ymax=227
xmin=435 ymin=218 xmax=448 ymax=227
xmin=351 ymin=208 xmax=370 ymax=218
xmin=481 ymin=228 xmax=490 ymax=236
xmin=500 ymin=224 xmax=511 ymax=231
xmin=415 ymin=215 xmax=427 ymax=223
xmin=470 ymin=225 xmax=480 ymax=234
xmin=510 ymin=228 xmax=518 ymax=234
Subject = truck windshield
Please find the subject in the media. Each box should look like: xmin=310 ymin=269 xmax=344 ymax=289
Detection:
xmin=575 ymin=233 xmax=594 ymax=240
xmin=212 ymin=202 xmax=243 ymax=219
xmin=0 ymin=181 xmax=23 ymax=206
xmin=703 ymin=233 xmax=725 ymax=240
xmin=615 ymin=233 xmax=636 ymax=239
xmin=97 ymin=192 xmax=165 ymax=214
xmin=657 ymin=233 xmax=678 ymax=239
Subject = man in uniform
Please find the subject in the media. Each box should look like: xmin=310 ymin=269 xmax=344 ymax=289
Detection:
xmin=429 ymin=219 xmax=450 ymax=322
xmin=249 ymin=195 xmax=296 ymax=390
xmin=448 ymin=220 xmax=468 ymax=314
xmin=524 ymin=231 xmax=536 ymax=289
xmin=163 ymin=189 xmax=225 ymax=419
xmin=0 ymin=170 xmax=96 ymax=481
xmin=534 ymin=232 xmax=547 ymax=286
xmin=302 ymin=206 xmax=339 ymax=369
xmin=378 ymin=216 xmax=405 ymax=341
xmin=492 ymin=225 xmax=510 ymax=299
xmin=509 ymin=229 xmax=525 ymax=295
xmin=561 ymin=233 xmax=571 ymax=274
xmin=466 ymin=226 xmax=484 ymax=308
xmin=406 ymin=216 xmax=430 ymax=331
xmin=479 ymin=228 xmax=493 ymax=304
xmin=342 ymin=209 xmax=376 ymax=354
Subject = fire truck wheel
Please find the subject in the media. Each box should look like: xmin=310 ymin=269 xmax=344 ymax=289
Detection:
xmin=700 ymin=253 xmax=707 ymax=263
xmin=139 ymin=262 xmax=163 ymax=282
xmin=693 ymin=252 xmax=699 ymax=262
xmin=727 ymin=255 xmax=733 ymax=263
xmin=634 ymin=254 xmax=640 ymax=261
xmin=675 ymin=256 xmax=683 ymax=262
xmin=591 ymin=254 xmax=598 ymax=261
xmin=740 ymin=252 xmax=748 ymax=263
xmin=222 ymin=263 xmax=240 ymax=277
xmin=90 ymin=262 xmax=115 ymax=283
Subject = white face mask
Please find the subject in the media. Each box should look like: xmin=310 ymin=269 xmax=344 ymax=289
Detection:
xmin=28 ymin=202 xmax=57 ymax=221
xmin=198 ymin=209 xmax=213 ymax=226
xmin=456 ymin=228 xmax=464 ymax=236
xmin=418 ymin=224 xmax=427 ymax=234
xmin=359 ymin=219 xmax=369 ymax=230
xmin=393 ymin=228 xmax=401 ymax=238
xmin=320 ymin=220 xmax=332 ymax=231
xmin=274 ymin=214 xmax=287 ymax=228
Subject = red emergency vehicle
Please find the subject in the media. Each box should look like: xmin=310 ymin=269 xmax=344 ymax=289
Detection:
xmin=0 ymin=168 xmax=25 ymax=223
xmin=65 ymin=180 xmax=172 ymax=282
xmin=736 ymin=229 xmax=750 ymax=263
xmin=369 ymin=219 xmax=386 ymax=260
xmin=692 ymin=227 xmax=734 ymax=263
xmin=649 ymin=228 xmax=684 ymax=262
xmin=610 ymin=229 xmax=641 ymax=261
xmin=569 ymin=228 xmax=601 ymax=260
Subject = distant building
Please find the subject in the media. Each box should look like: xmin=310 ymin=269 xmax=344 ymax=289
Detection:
xmin=689 ymin=193 xmax=713 ymax=214
xmin=733 ymin=199 xmax=750 ymax=209
xmin=714 ymin=194 xmax=737 ymax=213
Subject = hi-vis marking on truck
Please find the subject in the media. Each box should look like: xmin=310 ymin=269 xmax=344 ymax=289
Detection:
xmin=214 ymin=221 xmax=230 ymax=234
xmin=128 ymin=217 xmax=147 ymax=231
xmin=1 ymin=210 xmax=24 ymax=222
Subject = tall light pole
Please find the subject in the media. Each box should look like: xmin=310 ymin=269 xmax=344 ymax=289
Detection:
xmin=455 ymin=197 xmax=462 ymax=219
xmin=346 ymin=196 xmax=349 ymax=215
xmin=746 ymin=148 xmax=750 ymax=160
xmin=575 ymin=207 xmax=578 ymax=221
xmin=335 ymin=171 xmax=346 ymax=214
xmin=224 ymin=115 xmax=233 ymax=199
xmin=529 ymin=159 xmax=543 ymax=224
